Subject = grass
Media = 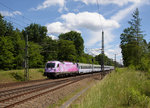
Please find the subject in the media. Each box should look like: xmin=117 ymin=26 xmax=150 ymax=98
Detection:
xmin=0 ymin=68 xmax=46 ymax=83
xmin=70 ymin=68 xmax=150 ymax=108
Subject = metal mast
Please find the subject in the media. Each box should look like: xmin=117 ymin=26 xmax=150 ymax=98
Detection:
xmin=115 ymin=54 xmax=116 ymax=70
xmin=25 ymin=34 xmax=29 ymax=81
xmin=101 ymin=31 xmax=104 ymax=72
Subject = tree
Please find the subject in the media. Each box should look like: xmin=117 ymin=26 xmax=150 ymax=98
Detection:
xmin=12 ymin=30 xmax=25 ymax=69
xmin=57 ymin=40 xmax=76 ymax=61
xmin=0 ymin=36 xmax=14 ymax=70
xmin=120 ymin=8 xmax=145 ymax=67
xmin=23 ymin=23 xmax=47 ymax=44
xmin=0 ymin=14 xmax=14 ymax=37
xmin=0 ymin=14 xmax=25 ymax=70
xmin=59 ymin=31 xmax=84 ymax=56
xmin=95 ymin=54 xmax=114 ymax=66
xmin=28 ymin=42 xmax=44 ymax=68
xmin=41 ymin=37 xmax=58 ymax=63
xmin=0 ymin=14 xmax=7 ymax=36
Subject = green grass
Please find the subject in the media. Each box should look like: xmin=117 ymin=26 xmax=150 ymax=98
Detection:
xmin=71 ymin=68 xmax=150 ymax=108
xmin=0 ymin=68 xmax=46 ymax=83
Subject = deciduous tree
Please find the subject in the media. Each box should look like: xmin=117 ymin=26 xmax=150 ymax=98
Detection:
xmin=59 ymin=31 xmax=84 ymax=56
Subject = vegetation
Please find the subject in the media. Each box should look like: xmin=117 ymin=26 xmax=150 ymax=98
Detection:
xmin=69 ymin=8 xmax=150 ymax=108
xmin=0 ymin=69 xmax=46 ymax=83
xmin=71 ymin=68 xmax=150 ymax=108
xmin=0 ymin=14 xmax=115 ymax=71
xmin=59 ymin=31 xmax=84 ymax=56
xmin=95 ymin=54 xmax=121 ymax=67
xmin=120 ymin=8 xmax=150 ymax=72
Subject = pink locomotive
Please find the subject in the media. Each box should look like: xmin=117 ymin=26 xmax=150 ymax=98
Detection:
xmin=44 ymin=61 xmax=79 ymax=77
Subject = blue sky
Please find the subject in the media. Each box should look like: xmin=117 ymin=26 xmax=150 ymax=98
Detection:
xmin=0 ymin=0 xmax=150 ymax=63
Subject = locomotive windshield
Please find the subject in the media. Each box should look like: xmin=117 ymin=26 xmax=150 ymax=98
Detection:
xmin=46 ymin=63 xmax=55 ymax=68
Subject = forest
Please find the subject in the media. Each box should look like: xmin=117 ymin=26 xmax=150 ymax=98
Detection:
xmin=0 ymin=14 xmax=118 ymax=70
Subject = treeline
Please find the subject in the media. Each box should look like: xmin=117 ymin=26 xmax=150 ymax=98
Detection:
xmin=120 ymin=8 xmax=150 ymax=72
xmin=95 ymin=54 xmax=121 ymax=67
xmin=0 ymin=14 xmax=116 ymax=70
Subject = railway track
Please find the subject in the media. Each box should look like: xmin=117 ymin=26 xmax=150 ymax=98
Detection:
xmin=0 ymin=72 xmax=107 ymax=108
xmin=0 ymin=79 xmax=49 ymax=89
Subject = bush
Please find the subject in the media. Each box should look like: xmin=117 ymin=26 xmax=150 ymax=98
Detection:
xmin=127 ymin=88 xmax=150 ymax=107
xmin=10 ymin=71 xmax=24 ymax=81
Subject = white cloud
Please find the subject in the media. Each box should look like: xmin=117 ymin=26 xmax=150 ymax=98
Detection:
xmin=46 ymin=22 xmax=70 ymax=34
xmin=85 ymin=29 xmax=115 ymax=47
xmin=0 ymin=11 xmax=13 ymax=17
xmin=46 ymin=11 xmax=119 ymax=37
xmin=109 ymin=0 xmax=149 ymax=24
xmin=111 ymin=3 xmax=139 ymax=22
xmin=13 ymin=11 xmax=22 ymax=15
xmin=105 ymin=45 xmax=122 ymax=59
xmin=48 ymin=34 xmax=59 ymax=40
xmin=0 ymin=11 xmax=22 ymax=17
xmin=74 ymin=0 xmax=143 ymax=6
xmin=61 ymin=12 xmax=120 ymax=31
xmin=32 ymin=0 xmax=66 ymax=12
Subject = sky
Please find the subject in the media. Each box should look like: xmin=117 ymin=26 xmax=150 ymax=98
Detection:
xmin=0 ymin=0 xmax=150 ymax=64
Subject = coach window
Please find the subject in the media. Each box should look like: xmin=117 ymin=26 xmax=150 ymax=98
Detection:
xmin=57 ymin=64 xmax=59 ymax=67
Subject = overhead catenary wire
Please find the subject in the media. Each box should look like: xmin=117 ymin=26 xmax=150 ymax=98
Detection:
xmin=96 ymin=0 xmax=103 ymax=31
xmin=0 ymin=1 xmax=33 ymax=23
xmin=4 ymin=17 xmax=25 ymax=28
xmin=0 ymin=1 xmax=34 ymax=29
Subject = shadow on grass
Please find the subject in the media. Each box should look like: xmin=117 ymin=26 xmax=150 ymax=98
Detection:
xmin=10 ymin=72 xmax=24 ymax=81
xmin=38 ymin=69 xmax=44 ymax=73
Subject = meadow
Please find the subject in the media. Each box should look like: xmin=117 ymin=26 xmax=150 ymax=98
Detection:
xmin=71 ymin=68 xmax=150 ymax=108
xmin=0 ymin=69 xmax=46 ymax=83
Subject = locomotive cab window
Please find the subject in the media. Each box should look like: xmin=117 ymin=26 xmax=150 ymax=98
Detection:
xmin=46 ymin=63 xmax=55 ymax=68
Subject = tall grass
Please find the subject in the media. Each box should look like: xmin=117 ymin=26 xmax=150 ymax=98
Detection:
xmin=71 ymin=68 xmax=150 ymax=108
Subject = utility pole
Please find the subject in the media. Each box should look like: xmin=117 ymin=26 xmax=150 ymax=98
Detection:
xmin=101 ymin=30 xmax=104 ymax=72
xmin=114 ymin=54 xmax=116 ymax=70
xmin=25 ymin=34 xmax=29 ymax=81
xmin=92 ymin=58 xmax=94 ymax=72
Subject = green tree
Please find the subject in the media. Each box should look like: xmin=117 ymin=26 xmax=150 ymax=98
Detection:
xmin=28 ymin=42 xmax=44 ymax=68
xmin=23 ymin=23 xmax=47 ymax=44
xmin=78 ymin=53 xmax=91 ymax=63
xmin=57 ymin=40 xmax=76 ymax=61
xmin=120 ymin=8 xmax=145 ymax=67
xmin=0 ymin=14 xmax=13 ymax=37
xmin=12 ymin=29 xmax=25 ymax=69
xmin=0 ymin=36 xmax=14 ymax=70
xmin=0 ymin=14 xmax=7 ymax=36
xmin=59 ymin=31 xmax=84 ymax=56
xmin=41 ymin=37 xmax=58 ymax=62
xmin=95 ymin=54 xmax=114 ymax=66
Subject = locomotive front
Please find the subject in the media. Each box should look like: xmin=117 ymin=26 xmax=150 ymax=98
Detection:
xmin=44 ymin=61 xmax=60 ymax=77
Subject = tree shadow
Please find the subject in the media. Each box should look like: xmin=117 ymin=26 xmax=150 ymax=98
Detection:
xmin=10 ymin=72 xmax=24 ymax=81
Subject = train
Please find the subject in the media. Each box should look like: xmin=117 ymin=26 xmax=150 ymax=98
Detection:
xmin=44 ymin=61 xmax=114 ymax=78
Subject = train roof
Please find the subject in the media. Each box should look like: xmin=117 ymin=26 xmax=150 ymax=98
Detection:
xmin=78 ymin=63 xmax=100 ymax=67
xmin=47 ymin=61 xmax=61 ymax=64
xmin=46 ymin=61 xmax=76 ymax=64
